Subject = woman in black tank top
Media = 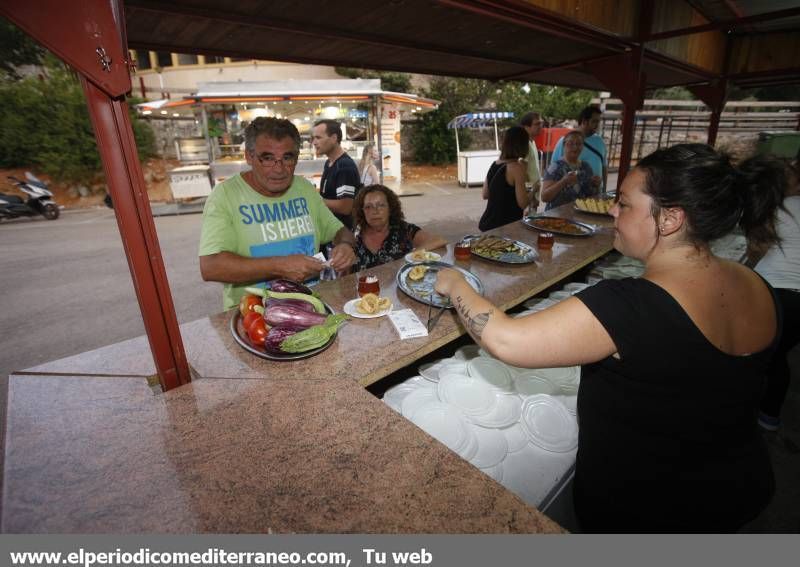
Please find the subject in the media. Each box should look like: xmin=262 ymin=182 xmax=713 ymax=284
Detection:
xmin=478 ymin=126 xmax=531 ymax=231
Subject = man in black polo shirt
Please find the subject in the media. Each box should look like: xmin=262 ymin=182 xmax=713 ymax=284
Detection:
xmin=313 ymin=119 xmax=362 ymax=230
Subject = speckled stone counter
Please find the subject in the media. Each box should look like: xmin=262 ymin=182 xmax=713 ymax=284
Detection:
xmin=1 ymin=207 xmax=613 ymax=533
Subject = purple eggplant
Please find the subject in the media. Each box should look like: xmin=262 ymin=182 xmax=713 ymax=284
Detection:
xmin=264 ymin=326 xmax=298 ymax=354
xmin=265 ymin=297 xmax=316 ymax=313
xmin=270 ymin=279 xmax=314 ymax=295
xmin=264 ymin=302 xmax=328 ymax=330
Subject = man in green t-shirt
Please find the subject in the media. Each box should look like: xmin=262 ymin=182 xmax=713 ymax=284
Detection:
xmin=199 ymin=117 xmax=357 ymax=310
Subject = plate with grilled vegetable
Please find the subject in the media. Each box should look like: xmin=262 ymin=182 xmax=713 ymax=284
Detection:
xmin=396 ymin=261 xmax=484 ymax=308
xmin=522 ymin=215 xmax=596 ymax=237
xmin=230 ymin=279 xmax=348 ymax=361
xmin=465 ymin=234 xmax=538 ymax=264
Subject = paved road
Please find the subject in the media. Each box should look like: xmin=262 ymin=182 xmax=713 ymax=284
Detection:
xmin=0 ymin=180 xmax=487 ymax=380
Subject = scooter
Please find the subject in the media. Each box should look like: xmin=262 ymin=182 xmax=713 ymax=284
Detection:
xmin=0 ymin=172 xmax=60 ymax=221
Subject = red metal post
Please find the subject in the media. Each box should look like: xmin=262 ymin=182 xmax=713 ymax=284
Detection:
xmin=588 ymin=51 xmax=646 ymax=185
xmin=81 ymin=79 xmax=191 ymax=391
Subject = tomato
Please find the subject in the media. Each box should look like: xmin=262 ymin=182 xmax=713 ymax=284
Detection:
xmin=247 ymin=318 xmax=268 ymax=346
xmin=242 ymin=311 xmax=263 ymax=332
xmin=239 ymin=294 xmax=262 ymax=317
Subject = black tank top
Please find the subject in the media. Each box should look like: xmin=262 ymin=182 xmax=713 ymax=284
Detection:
xmin=478 ymin=162 xmax=524 ymax=232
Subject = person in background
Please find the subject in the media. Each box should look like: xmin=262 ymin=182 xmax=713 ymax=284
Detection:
xmin=313 ymin=119 xmax=362 ymax=230
xmin=751 ymin=153 xmax=800 ymax=432
xmin=358 ymin=144 xmax=381 ymax=186
xmin=520 ymin=111 xmax=543 ymax=208
xmin=552 ymin=105 xmax=608 ymax=192
xmin=435 ymin=144 xmax=786 ymax=532
xmin=352 ymin=184 xmax=446 ymax=271
xmin=199 ymin=117 xmax=356 ymax=310
xmin=541 ymin=130 xmax=599 ymax=210
xmin=478 ymin=126 xmax=531 ymax=232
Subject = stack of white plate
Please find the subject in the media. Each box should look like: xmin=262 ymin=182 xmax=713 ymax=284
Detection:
xmin=418 ymin=358 xmax=467 ymax=382
xmin=520 ymin=395 xmax=579 ymax=452
xmin=382 ymin=340 xmax=581 ymax=507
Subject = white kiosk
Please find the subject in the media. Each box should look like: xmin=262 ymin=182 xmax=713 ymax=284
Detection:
xmin=448 ymin=111 xmax=515 ymax=187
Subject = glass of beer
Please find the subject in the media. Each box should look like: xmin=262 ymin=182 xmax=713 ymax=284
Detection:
xmin=537 ymin=232 xmax=555 ymax=250
xmin=454 ymin=240 xmax=472 ymax=261
xmin=357 ymin=274 xmax=380 ymax=297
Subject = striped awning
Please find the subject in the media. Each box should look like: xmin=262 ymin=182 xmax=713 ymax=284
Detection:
xmin=447 ymin=111 xmax=515 ymax=129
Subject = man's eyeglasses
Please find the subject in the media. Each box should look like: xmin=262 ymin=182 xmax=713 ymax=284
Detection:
xmin=363 ymin=203 xmax=388 ymax=211
xmin=252 ymin=152 xmax=298 ymax=168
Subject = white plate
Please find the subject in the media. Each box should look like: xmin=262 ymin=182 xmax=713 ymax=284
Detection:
xmin=528 ymin=366 xmax=580 ymax=387
xmin=467 ymin=424 xmax=509 ymax=469
xmin=456 ymin=423 xmax=479 ymax=461
xmin=468 ymin=392 xmax=522 ymax=429
xmin=409 ymin=402 xmax=469 ymax=451
xmin=401 ymin=388 xmax=439 ymax=417
xmin=514 ymin=371 xmax=558 ymax=396
xmin=419 ymin=359 xmax=467 ymax=382
xmin=520 ymin=395 xmax=579 ymax=453
xmin=553 ymin=394 xmax=577 ymax=415
xmin=548 ymin=290 xmax=572 ymax=302
xmin=479 ymin=462 xmax=504 ymax=483
xmin=467 ymin=357 xmax=515 ymax=394
xmin=383 ymin=383 xmax=419 ymax=413
xmin=404 ymin=251 xmax=442 ymax=263
xmin=343 ymin=298 xmax=392 ymax=319
xmin=501 ymin=422 xmax=529 ymax=453
xmin=563 ymin=282 xmax=589 ymax=294
xmin=437 ymin=373 xmax=496 ymax=417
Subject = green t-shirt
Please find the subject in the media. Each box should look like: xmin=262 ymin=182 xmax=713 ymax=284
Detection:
xmin=199 ymin=173 xmax=343 ymax=310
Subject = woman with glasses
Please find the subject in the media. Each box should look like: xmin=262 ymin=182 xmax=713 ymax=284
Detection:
xmin=358 ymin=144 xmax=381 ymax=186
xmin=541 ymin=130 xmax=600 ymax=211
xmin=352 ymin=184 xmax=446 ymax=271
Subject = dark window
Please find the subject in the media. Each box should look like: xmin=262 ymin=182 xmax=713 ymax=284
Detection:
xmin=229 ymin=57 xmax=250 ymax=62
xmin=204 ymin=55 xmax=225 ymax=64
xmin=155 ymin=51 xmax=173 ymax=68
xmin=135 ymin=50 xmax=151 ymax=70
xmin=177 ymin=53 xmax=198 ymax=65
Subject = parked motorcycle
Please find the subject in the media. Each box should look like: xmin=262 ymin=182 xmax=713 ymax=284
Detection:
xmin=0 ymin=172 xmax=60 ymax=221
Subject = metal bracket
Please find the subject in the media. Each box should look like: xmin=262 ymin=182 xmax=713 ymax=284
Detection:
xmin=96 ymin=46 xmax=112 ymax=72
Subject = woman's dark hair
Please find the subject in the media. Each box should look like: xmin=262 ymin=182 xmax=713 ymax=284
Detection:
xmin=636 ymin=143 xmax=787 ymax=247
xmin=500 ymin=126 xmax=529 ymax=160
xmin=352 ymin=184 xmax=405 ymax=232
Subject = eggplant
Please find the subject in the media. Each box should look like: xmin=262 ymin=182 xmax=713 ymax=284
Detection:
xmin=264 ymin=302 xmax=328 ymax=330
xmin=270 ymin=279 xmax=314 ymax=295
xmin=264 ymin=326 xmax=298 ymax=354
xmin=265 ymin=298 xmax=316 ymax=313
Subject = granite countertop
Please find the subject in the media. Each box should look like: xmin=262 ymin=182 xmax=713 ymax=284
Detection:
xmin=1 ymin=206 xmax=613 ymax=533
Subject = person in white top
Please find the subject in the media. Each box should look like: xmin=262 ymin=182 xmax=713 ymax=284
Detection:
xmin=358 ymin=144 xmax=380 ymax=187
xmin=520 ymin=112 xmax=542 ymax=210
xmin=752 ymin=156 xmax=800 ymax=431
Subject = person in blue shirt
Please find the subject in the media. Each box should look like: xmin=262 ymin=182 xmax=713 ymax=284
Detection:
xmin=551 ymin=105 xmax=608 ymax=193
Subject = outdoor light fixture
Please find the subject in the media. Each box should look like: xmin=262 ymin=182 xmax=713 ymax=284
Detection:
xmin=522 ymin=83 xmax=531 ymax=94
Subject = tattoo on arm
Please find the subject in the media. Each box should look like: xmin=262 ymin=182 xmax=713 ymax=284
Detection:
xmin=455 ymin=295 xmax=493 ymax=340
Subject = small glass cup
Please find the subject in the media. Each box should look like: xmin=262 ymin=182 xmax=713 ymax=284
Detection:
xmin=454 ymin=240 xmax=472 ymax=261
xmin=537 ymin=232 xmax=555 ymax=250
xmin=357 ymin=274 xmax=380 ymax=297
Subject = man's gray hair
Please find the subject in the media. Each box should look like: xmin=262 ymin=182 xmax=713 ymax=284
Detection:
xmin=244 ymin=117 xmax=301 ymax=153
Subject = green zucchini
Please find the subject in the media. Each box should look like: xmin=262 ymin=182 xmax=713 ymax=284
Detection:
xmin=280 ymin=314 xmax=349 ymax=353
xmin=244 ymin=286 xmax=326 ymax=314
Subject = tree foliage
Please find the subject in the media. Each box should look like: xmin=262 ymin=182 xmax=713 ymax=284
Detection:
xmin=492 ymin=83 xmax=594 ymax=123
xmin=0 ymin=17 xmax=45 ymax=79
xmin=0 ymin=55 xmax=155 ymax=185
xmin=409 ymin=78 xmax=593 ymax=164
